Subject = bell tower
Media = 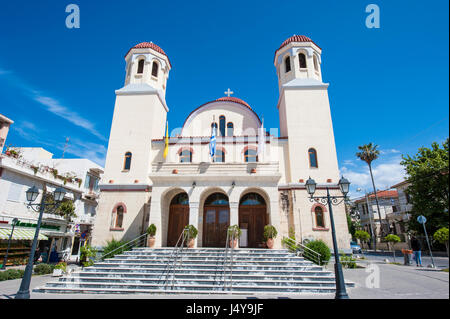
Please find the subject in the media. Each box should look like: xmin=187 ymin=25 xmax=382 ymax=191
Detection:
xmin=92 ymin=42 xmax=171 ymax=247
xmin=275 ymin=35 xmax=340 ymax=184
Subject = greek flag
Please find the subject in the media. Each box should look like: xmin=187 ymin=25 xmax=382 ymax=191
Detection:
xmin=209 ymin=125 xmax=216 ymax=159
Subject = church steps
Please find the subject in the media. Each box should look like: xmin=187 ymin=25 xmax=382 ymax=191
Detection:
xmin=39 ymin=281 xmax=347 ymax=292
xmin=57 ymin=276 xmax=338 ymax=286
xmin=91 ymin=262 xmax=323 ymax=271
xmin=33 ymin=286 xmax=338 ymax=295
xmin=70 ymin=271 xmax=335 ymax=281
xmin=81 ymin=267 xmax=330 ymax=276
xmin=99 ymin=258 xmax=315 ymax=266
xmin=111 ymin=255 xmax=307 ymax=262
xmin=34 ymin=248 xmax=354 ymax=295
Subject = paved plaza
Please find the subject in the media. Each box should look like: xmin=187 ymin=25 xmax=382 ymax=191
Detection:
xmin=0 ymin=255 xmax=448 ymax=299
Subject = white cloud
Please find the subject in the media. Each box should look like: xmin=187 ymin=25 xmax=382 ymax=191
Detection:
xmin=341 ymin=155 xmax=407 ymax=199
xmin=33 ymin=94 xmax=106 ymax=142
xmin=0 ymin=66 xmax=105 ymax=142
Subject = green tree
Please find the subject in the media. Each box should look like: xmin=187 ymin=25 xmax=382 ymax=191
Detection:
xmin=433 ymin=227 xmax=449 ymax=257
xmin=355 ymin=230 xmax=370 ymax=250
xmin=356 ymin=143 xmax=386 ymax=240
xmin=385 ymin=234 xmax=401 ymax=262
xmin=400 ymin=139 xmax=449 ymax=235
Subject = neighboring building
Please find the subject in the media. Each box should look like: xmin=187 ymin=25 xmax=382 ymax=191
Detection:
xmin=91 ymin=35 xmax=351 ymax=251
xmin=0 ymin=147 xmax=103 ymax=263
xmin=390 ymin=180 xmax=413 ymax=239
xmin=353 ymin=190 xmax=400 ymax=240
xmin=0 ymin=113 xmax=13 ymax=153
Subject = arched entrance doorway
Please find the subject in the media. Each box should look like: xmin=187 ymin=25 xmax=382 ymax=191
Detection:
xmin=167 ymin=193 xmax=189 ymax=247
xmin=203 ymin=193 xmax=230 ymax=247
xmin=239 ymin=193 xmax=267 ymax=248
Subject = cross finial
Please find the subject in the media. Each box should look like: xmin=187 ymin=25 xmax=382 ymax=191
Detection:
xmin=224 ymin=88 xmax=234 ymax=97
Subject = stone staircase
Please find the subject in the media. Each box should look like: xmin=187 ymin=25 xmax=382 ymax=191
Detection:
xmin=33 ymin=248 xmax=354 ymax=295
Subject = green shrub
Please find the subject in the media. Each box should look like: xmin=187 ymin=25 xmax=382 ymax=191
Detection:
xmin=146 ymin=224 xmax=157 ymax=236
xmin=185 ymin=225 xmax=198 ymax=240
xmin=305 ymin=240 xmax=331 ymax=264
xmin=0 ymin=269 xmax=25 ymax=281
xmin=281 ymin=237 xmax=298 ymax=253
xmin=101 ymin=239 xmax=127 ymax=260
xmin=34 ymin=263 xmax=54 ymax=275
xmin=263 ymin=225 xmax=278 ymax=241
xmin=227 ymin=225 xmax=241 ymax=239
xmin=80 ymin=245 xmax=97 ymax=267
xmin=54 ymin=262 xmax=67 ymax=272
xmin=340 ymin=254 xmax=357 ymax=268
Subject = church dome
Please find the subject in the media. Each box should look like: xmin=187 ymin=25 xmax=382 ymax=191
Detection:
xmin=125 ymin=42 xmax=171 ymax=66
xmin=215 ymin=96 xmax=252 ymax=110
xmin=276 ymin=35 xmax=321 ymax=54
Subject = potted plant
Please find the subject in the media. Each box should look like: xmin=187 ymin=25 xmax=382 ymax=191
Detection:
xmin=264 ymin=225 xmax=278 ymax=249
xmin=184 ymin=225 xmax=198 ymax=248
xmin=52 ymin=261 xmax=67 ymax=277
xmin=227 ymin=225 xmax=241 ymax=248
xmin=146 ymin=224 xmax=157 ymax=248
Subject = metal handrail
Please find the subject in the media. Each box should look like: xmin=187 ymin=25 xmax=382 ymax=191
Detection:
xmin=223 ymin=228 xmax=237 ymax=292
xmin=160 ymin=227 xmax=188 ymax=290
xmin=283 ymin=237 xmax=322 ymax=266
xmin=96 ymin=232 xmax=148 ymax=262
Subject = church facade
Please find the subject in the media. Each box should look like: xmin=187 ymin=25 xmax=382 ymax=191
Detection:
xmin=91 ymin=35 xmax=351 ymax=250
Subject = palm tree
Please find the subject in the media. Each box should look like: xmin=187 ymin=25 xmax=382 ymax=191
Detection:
xmin=356 ymin=143 xmax=385 ymax=249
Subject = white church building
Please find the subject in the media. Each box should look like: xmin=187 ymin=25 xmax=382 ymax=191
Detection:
xmin=91 ymin=35 xmax=351 ymax=250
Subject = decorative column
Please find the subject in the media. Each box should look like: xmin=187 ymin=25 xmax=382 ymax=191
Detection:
xmin=229 ymin=202 xmax=239 ymax=226
xmin=189 ymin=202 xmax=199 ymax=248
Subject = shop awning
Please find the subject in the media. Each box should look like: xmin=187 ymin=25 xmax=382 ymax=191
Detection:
xmin=0 ymin=227 xmax=48 ymax=241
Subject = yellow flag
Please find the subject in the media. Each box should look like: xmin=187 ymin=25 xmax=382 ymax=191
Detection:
xmin=163 ymin=121 xmax=169 ymax=159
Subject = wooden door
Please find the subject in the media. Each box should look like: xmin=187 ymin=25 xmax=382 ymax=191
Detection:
xmin=239 ymin=206 xmax=267 ymax=248
xmin=167 ymin=205 xmax=189 ymax=247
xmin=203 ymin=206 xmax=229 ymax=247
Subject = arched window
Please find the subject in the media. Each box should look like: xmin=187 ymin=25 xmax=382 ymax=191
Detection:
xmin=285 ymin=56 xmax=291 ymax=73
xmin=180 ymin=149 xmax=192 ymax=163
xmin=244 ymin=149 xmax=258 ymax=162
xmin=299 ymin=53 xmax=307 ymax=68
xmin=315 ymin=206 xmax=325 ymax=228
xmin=214 ymin=149 xmax=225 ymax=163
xmin=240 ymin=193 xmax=265 ymax=206
xmin=205 ymin=193 xmax=229 ymax=206
xmin=171 ymin=193 xmax=189 ymax=205
xmin=308 ymin=148 xmax=318 ymax=168
xmin=313 ymin=55 xmax=319 ymax=71
xmin=124 ymin=152 xmax=132 ymax=170
xmin=211 ymin=122 xmax=218 ymax=136
xmin=219 ymin=115 xmax=226 ymax=137
xmin=227 ymin=122 xmax=234 ymax=136
xmin=137 ymin=59 xmax=145 ymax=74
xmin=115 ymin=205 xmax=124 ymax=228
xmin=151 ymin=61 xmax=158 ymax=77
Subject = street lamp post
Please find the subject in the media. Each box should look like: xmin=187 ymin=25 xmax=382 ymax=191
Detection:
xmin=15 ymin=185 xmax=66 ymax=299
xmin=1 ymin=218 xmax=19 ymax=270
xmin=306 ymin=176 xmax=350 ymax=299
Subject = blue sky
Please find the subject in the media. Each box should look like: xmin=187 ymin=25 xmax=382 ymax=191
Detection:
xmin=0 ymin=0 xmax=448 ymax=197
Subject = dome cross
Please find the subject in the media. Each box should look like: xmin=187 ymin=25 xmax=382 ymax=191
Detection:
xmin=224 ymin=88 xmax=234 ymax=97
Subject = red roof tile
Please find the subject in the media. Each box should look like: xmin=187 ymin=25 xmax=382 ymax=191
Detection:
xmin=125 ymin=42 xmax=171 ymax=67
xmin=215 ymin=97 xmax=252 ymax=110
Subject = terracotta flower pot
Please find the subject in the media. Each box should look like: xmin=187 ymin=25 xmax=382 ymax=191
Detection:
xmin=188 ymin=238 xmax=195 ymax=248
xmin=172 ymin=169 xmax=178 ymax=174
xmin=266 ymin=238 xmax=274 ymax=249
xmin=147 ymin=236 xmax=155 ymax=248
xmin=250 ymin=168 xmax=256 ymax=174
xmin=229 ymin=239 xmax=238 ymax=248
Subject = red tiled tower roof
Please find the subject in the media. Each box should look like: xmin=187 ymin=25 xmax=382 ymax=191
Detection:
xmin=125 ymin=42 xmax=171 ymax=67
xmin=215 ymin=96 xmax=252 ymax=110
xmin=274 ymin=35 xmax=321 ymax=59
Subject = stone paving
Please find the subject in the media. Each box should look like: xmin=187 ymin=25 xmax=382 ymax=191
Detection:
xmin=0 ymin=256 xmax=448 ymax=299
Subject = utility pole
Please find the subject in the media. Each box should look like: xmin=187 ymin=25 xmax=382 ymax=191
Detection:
xmin=62 ymin=137 xmax=70 ymax=158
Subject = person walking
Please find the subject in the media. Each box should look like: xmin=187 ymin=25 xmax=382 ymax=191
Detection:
xmin=411 ymin=236 xmax=423 ymax=267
